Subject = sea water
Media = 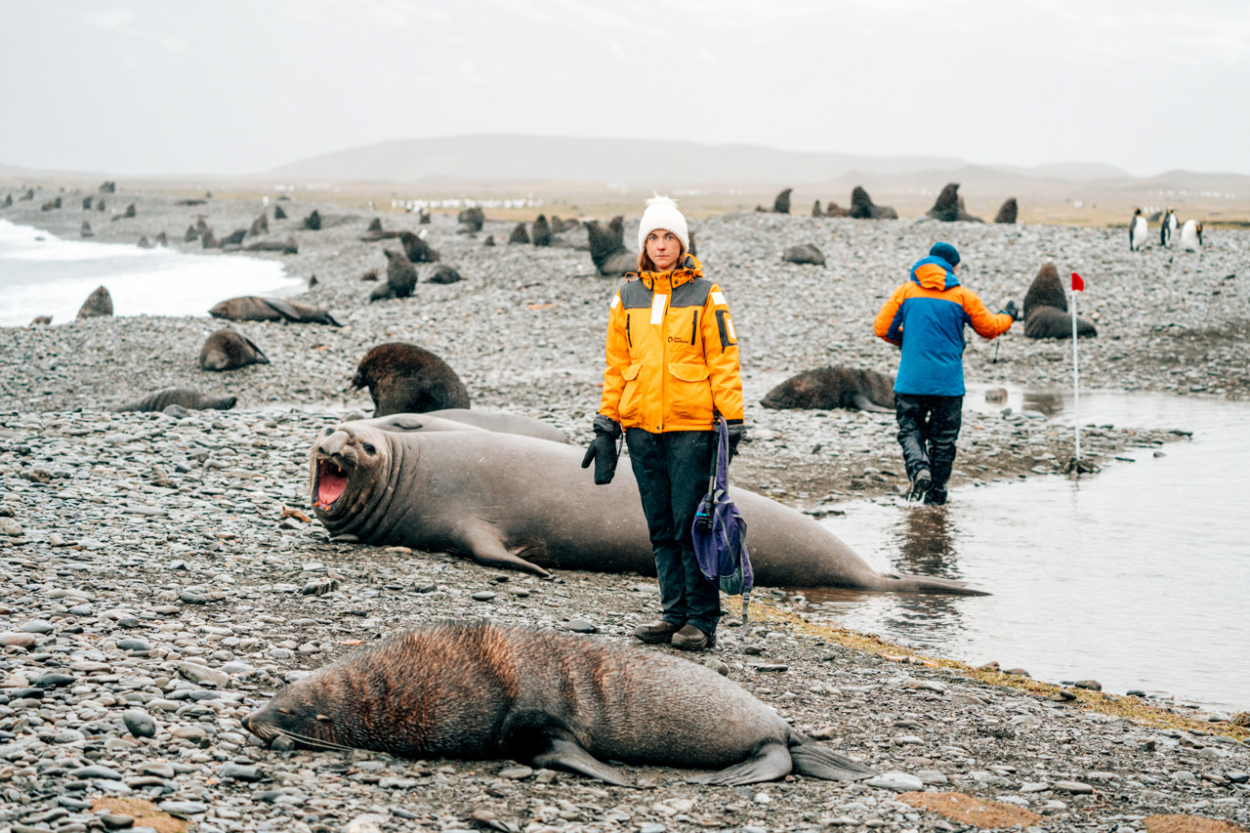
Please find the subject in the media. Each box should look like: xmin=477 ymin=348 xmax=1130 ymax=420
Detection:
xmin=0 ymin=219 xmax=305 ymax=327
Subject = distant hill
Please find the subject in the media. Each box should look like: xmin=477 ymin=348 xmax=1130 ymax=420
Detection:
xmin=265 ymin=135 xmax=971 ymax=186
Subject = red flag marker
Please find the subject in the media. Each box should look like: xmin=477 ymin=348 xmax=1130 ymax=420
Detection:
xmin=1071 ymin=272 xmax=1085 ymax=292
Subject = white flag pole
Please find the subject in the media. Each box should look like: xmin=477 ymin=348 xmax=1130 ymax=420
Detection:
xmin=1072 ymin=285 xmax=1080 ymax=466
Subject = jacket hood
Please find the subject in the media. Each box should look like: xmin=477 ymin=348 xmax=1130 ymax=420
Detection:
xmin=633 ymin=254 xmax=704 ymax=290
xmin=909 ymin=256 xmax=960 ymax=291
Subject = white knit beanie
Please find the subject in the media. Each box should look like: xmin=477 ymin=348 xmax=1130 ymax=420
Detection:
xmin=637 ymin=195 xmax=689 ymax=253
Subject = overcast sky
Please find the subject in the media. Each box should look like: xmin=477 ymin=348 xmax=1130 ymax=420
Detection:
xmin=2 ymin=0 xmax=1247 ymax=177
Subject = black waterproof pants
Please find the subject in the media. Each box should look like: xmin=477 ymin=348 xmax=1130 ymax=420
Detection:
xmin=625 ymin=428 xmax=721 ymax=634
xmin=895 ymin=393 xmax=963 ymax=505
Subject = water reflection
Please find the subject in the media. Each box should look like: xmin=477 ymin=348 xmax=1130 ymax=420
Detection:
xmin=894 ymin=506 xmax=961 ymax=579
xmin=1022 ymin=390 xmax=1064 ymax=417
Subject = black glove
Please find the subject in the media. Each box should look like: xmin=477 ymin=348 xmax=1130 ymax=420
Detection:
xmin=726 ymin=419 xmax=746 ymax=463
xmin=1003 ymin=300 xmax=1021 ymax=321
xmin=581 ymin=415 xmax=621 ymax=485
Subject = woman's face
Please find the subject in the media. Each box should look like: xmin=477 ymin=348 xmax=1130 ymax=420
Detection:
xmin=645 ymin=229 xmax=682 ymax=272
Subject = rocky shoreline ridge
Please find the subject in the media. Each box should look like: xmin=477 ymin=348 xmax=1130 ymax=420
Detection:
xmin=0 ymin=189 xmax=1248 ymax=832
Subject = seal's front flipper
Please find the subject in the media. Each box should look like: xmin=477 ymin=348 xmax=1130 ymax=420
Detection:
xmin=789 ymin=742 xmax=875 ymax=781
xmin=460 ymin=525 xmax=551 ymax=578
xmin=532 ymin=738 xmax=631 ymax=787
xmin=685 ymin=742 xmax=792 ymax=786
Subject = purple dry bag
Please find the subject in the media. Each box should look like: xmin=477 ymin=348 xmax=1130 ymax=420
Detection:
xmin=692 ymin=416 xmax=754 ymax=624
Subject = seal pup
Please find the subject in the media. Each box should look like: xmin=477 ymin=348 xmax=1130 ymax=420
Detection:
xmin=351 ymin=342 xmax=471 ymax=415
xmin=1021 ymin=263 xmax=1096 ymax=339
xmin=994 ymin=198 xmax=1018 ymax=224
xmin=273 ymin=205 xmax=288 ymax=220
xmin=399 ymin=230 xmax=438 ymax=263
xmin=508 ymin=222 xmax=531 ymax=244
xmin=309 ymin=425 xmax=985 ymax=594
xmin=585 ymin=216 xmax=634 ymax=277
xmin=532 ymin=214 xmax=551 ymax=246
xmin=782 ymin=243 xmax=825 ymax=266
xmin=925 ymin=183 xmax=982 ymax=222
xmin=761 ymin=367 xmax=895 ymax=412
xmin=425 ymin=264 xmax=461 ymax=284
xmin=77 ymin=286 xmax=113 ymax=319
xmin=199 ymin=329 xmax=269 ymax=372
xmin=304 ymin=210 xmax=321 ymax=231
xmin=773 ymin=188 xmax=792 ymax=214
xmin=244 ymin=623 xmax=875 ymax=786
xmin=848 ymin=186 xmax=897 ymax=219
xmin=114 ymin=387 xmax=236 ymax=412
xmin=1161 ymin=208 xmax=1178 ymax=246
xmin=1129 ymin=208 xmax=1147 ymax=251
xmin=209 ymin=296 xmax=340 ymax=326
xmin=483 ymin=235 xmax=495 ymax=247
xmin=1181 ymin=219 xmax=1203 ymax=251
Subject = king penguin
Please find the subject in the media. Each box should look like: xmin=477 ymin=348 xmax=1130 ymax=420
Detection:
xmin=1161 ymin=208 xmax=1178 ymax=246
xmin=1180 ymin=219 xmax=1203 ymax=251
xmin=1129 ymin=208 xmax=1148 ymax=251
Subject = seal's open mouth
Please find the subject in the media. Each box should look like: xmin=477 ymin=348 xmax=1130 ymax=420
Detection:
xmin=315 ymin=460 xmax=348 ymax=509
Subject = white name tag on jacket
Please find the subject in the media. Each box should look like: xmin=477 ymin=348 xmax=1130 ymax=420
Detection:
xmin=650 ymin=294 xmax=667 ymax=325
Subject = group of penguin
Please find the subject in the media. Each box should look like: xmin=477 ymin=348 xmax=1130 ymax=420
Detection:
xmin=1129 ymin=207 xmax=1202 ymax=252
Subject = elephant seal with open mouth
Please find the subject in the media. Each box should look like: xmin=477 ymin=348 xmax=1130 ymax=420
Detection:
xmin=243 ymin=621 xmax=875 ymax=787
xmin=309 ymin=423 xmax=985 ymax=593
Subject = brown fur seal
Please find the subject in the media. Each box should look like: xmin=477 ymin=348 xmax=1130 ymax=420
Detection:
xmin=201 ymin=229 xmax=217 ymax=249
xmin=183 ymin=225 xmax=199 ymax=242
xmin=2 ymin=194 xmax=12 ymax=208
xmin=1022 ymin=263 xmax=1096 ymax=339
xmin=457 ymin=206 xmax=485 ymax=233
xmin=531 ymin=214 xmax=551 ymax=246
xmin=303 ymin=210 xmax=321 ymax=230
xmin=81 ymin=195 xmax=93 ymax=210
xmin=351 ymin=342 xmax=470 ymax=415
xmin=994 ymin=198 xmax=1018 ymax=224
xmin=199 ymin=329 xmax=269 ymax=372
xmin=372 ymin=408 xmax=569 ymax=444
xmin=360 ymin=217 xmax=402 ymax=242
xmin=243 ymin=622 xmax=875 ymax=787
xmin=368 ymin=250 xmax=417 ymax=301
xmin=81 ymin=221 xmax=93 ymax=239
xmin=219 ymin=229 xmax=247 ymax=247
xmin=41 ymin=198 xmax=61 ymax=211
xmin=19 ymin=189 xmax=34 ymax=202
xmin=114 ymin=387 xmax=236 ymax=412
xmin=925 ymin=183 xmax=983 ymax=222
xmin=249 ymin=212 xmax=269 ymax=237
xmin=585 ymin=216 xmax=633 ymax=277
xmin=782 ymin=243 xmax=825 ymax=266
xmin=273 ymin=204 xmax=288 ymax=220
xmin=309 ymin=425 xmax=983 ymax=594
xmin=209 ymin=296 xmax=340 ymax=326
xmin=761 ymin=367 xmax=895 ymax=413
xmin=825 ymin=201 xmax=849 ymax=217
xmin=245 ymin=235 xmax=298 ymax=254
xmin=848 ymin=186 xmax=897 ymax=220
xmin=30 ymin=316 xmax=52 ymax=326
xmin=399 ymin=230 xmax=438 ymax=263
xmin=508 ymin=222 xmax=530 ymax=244
xmin=137 ymin=236 xmax=154 ymax=249
xmin=773 ymin=188 xmax=792 ymax=214
xmin=109 ymin=202 xmax=136 ymax=222
xmin=77 ymin=286 xmax=113 ymax=319
xmin=98 ymin=181 xmax=116 ymax=193
xmin=425 ymin=264 xmax=461 ymax=284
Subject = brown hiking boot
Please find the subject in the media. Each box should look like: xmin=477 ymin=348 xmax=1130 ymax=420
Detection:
xmin=671 ymin=624 xmax=715 ymax=651
xmin=633 ymin=620 xmax=682 ymax=644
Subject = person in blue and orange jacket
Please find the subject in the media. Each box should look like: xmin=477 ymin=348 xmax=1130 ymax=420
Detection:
xmin=582 ymin=196 xmax=745 ymax=652
xmin=873 ymin=242 xmax=1018 ymax=505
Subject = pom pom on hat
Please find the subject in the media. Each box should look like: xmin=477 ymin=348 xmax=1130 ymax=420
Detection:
xmin=929 ymin=242 xmax=960 ymax=266
xmin=637 ymin=195 xmax=689 ymax=253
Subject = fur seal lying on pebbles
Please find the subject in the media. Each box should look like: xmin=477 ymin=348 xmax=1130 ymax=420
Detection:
xmin=30 ymin=316 xmax=52 ymax=326
xmin=77 ymin=286 xmax=113 ymax=319
xmin=244 ymin=235 xmax=298 ymax=254
xmin=586 ymin=216 xmax=634 ymax=277
xmin=457 ymin=206 xmax=485 ymax=234
xmin=849 ymin=187 xmax=897 ymax=220
xmin=1022 ymin=263 xmax=1096 ymax=339
xmin=425 ymin=264 xmax=461 ymax=284
xmin=761 ymin=367 xmax=895 ymax=412
xmin=309 ymin=425 xmax=983 ymax=593
xmin=399 ymin=230 xmax=437 ymax=263
xmin=209 ymin=296 xmax=340 ymax=326
xmin=344 ymin=409 xmax=566 ymax=444
xmin=994 ymin=198 xmax=1018 ymax=224
xmin=199 ymin=330 xmax=269 ymax=372
xmin=773 ymin=188 xmax=792 ymax=214
xmin=782 ymin=243 xmax=825 ymax=265
xmin=925 ymin=183 xmax=982 ymax=222
xmin=359 ymin=217 xmax=402 ymax=242
xmin=351 ymin=342 xmax=470 ymax=415
xmin=244 ymin=623 xmax=875 ymax=786
xmin=114 ymin=387 xmax=236 ymax=412
xmin=219 ymin=229 xmax=247 ymax=247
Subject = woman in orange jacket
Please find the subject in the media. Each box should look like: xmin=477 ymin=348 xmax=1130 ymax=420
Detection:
xmin=582 ymin=196 xmax=745 ymax=651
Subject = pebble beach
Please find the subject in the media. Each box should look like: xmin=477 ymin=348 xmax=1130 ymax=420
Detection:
xmin=0 ymin=186 xmax=1248 ymax=833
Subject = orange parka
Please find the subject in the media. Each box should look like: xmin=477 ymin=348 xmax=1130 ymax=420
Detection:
xmin=598 ymin=255 xmax=744 ymax=432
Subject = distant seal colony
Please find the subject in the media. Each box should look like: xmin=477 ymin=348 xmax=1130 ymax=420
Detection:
xmin=309 ymin=423 xmax=984 ymax=593
xmin=243 ymin=622 xmax=875 ymax=786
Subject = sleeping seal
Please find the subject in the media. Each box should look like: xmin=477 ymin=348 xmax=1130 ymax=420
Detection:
xmin=209 ymin=296 xmax=340 ymax=326
xmin=243 ymin=622 xmax=875 ymax=787
xmin=309 ymin=424 xmax=984 ymax=593
xmin=115 ymin=387 xmax=236 ymax=412
xmin=761 ymin=367 xmax=895 ymax=412
xmin=199 ymin=329 xmax=269 ymax=372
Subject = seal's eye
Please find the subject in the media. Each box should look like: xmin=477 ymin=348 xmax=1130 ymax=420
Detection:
xmin=361 ymin=442 xmax=376 ymax=455
xmin=323 ymin=428 xmax=333 ymax=437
